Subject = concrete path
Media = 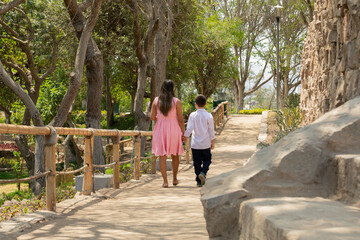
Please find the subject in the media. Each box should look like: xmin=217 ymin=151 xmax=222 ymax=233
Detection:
xmin=10 ymin=114 xmax=262 ymax=240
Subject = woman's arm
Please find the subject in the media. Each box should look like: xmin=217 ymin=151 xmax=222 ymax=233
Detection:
xmin=150 ymin=101 xmax=157 ymax=121
xmin=176 ymin=100 xmax=185 ymax=134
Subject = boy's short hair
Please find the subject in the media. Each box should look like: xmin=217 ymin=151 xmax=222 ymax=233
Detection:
xmin=195 ymin=94 xmax=207 ymax=107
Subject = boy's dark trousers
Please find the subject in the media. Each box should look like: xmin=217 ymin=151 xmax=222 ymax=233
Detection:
xmin=191 ymin=148 xmax=212 ymax=184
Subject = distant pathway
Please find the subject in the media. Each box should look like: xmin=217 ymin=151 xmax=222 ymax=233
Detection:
xmin=10 ymin=115 xmax=262 ymax=240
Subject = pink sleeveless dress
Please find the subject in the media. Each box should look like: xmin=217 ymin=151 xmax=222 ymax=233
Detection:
xmin=152 ymin=97 xmax=184 ymax=156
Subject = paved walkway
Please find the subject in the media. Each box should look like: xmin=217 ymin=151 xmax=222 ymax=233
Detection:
xmin=10 ymin=114 xmax=261 ymax=240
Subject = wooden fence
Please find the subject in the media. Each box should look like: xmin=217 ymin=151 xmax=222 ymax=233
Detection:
xmin=212 ymin=101 xmax=228 ymax=130
xmin=0 ymin=102 xmax=228 ymax=212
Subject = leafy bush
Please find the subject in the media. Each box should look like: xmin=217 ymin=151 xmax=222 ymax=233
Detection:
xmin=111 ymin=114 xmax=135 ymax=130
xmin=239 ymin=108 xmax=268 ymax=114
xmin=285 ymin=93 xmax=300 ymax=108
xmin=105 ymin=162 xmax=133 ymax=183
xmin=36 ymin=78 xmax=67 ymax=125
xmin=105 ymin=156 xmax=152 ymax=183
xmin=0 ymin=182 xmax=76 ymax=222
xmin=72 ymin=110 xmax=86 ymax=126
xmin=275 ymin=106 xmax=303 ymax=142
xmin=55 ymin=182 xmax=76 ymax=202
xmin=0 ymin=157 xmax=12 ymax=168
xmin=56 ymin=161 xmax=81 ymax=172
xmin=0 ymin=189 xmax=33 ymax=207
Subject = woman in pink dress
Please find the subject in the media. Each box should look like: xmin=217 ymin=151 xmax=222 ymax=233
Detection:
xmin=150 ymin=80 xmax=185 ymax=188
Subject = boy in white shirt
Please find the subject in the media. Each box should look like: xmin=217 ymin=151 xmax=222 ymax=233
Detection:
xmin=184 ymin=95 xmax=215 ymax=187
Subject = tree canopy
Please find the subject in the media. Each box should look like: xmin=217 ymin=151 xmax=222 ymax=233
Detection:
xmin=0 ymin=0 xmax=313 ymax=192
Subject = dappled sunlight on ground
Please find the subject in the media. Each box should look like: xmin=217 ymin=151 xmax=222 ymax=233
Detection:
xmin=9 ymin=114 xmax=262 ymax=240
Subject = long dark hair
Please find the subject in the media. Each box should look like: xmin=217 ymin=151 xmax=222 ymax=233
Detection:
xmin=158 ymin=80 xmax=175 ymax=116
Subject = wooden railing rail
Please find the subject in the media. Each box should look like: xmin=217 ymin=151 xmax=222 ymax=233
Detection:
xmin=0 ymin=171 xmax=51 ymax=184
xmin=211 ymin=101 xmax=228 ymax=130
xmin=0 ymin=123 xmax=191 ymax=211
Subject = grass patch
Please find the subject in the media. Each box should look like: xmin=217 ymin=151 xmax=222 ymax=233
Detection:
xmin=0 ymin=183 xmax=28 ymax=195
xmin=0 ymin=170 xmax=28 ymax=180
xmin=238 ymin=108 xmax=268 ymax=114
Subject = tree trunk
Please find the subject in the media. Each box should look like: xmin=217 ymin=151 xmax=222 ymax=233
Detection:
xmin=0 ymin=62 xmax=46 ymax=194
xmin=154 ymin=0 xmax=173 ymax=96
xmin=105 ymin=58 xmax=114 ymax=128
xmin=33 ymin=135 xmax=45 ymax=195
xmin=234 ymin=80 xmax=245 ymax=111
xmin=85 ymin=37 xmax=104 ymax=168
xmin=130 ymin=94 xmax=135 ymax=114
xmin=4 ymin=111 xmax=10 ymax=124
xmin=14 ymin=135 xmax=34 ymax=190
xmin=134 ymin=63 xmax=150 ymax=130
xmin=63 ymin=0 xmax=105 ymax=168
xmin=70 ymin=138 xmax=83 ymax=166
xmin=283 ymin=74 xmax=289 ymax=107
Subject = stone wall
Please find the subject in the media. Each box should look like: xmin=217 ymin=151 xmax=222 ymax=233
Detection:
xmin=300 ymin=0 xmax=360 ymax=125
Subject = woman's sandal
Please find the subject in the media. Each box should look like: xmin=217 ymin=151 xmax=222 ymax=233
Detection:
xmin=173 ymin=180 xmax=179 ymax=186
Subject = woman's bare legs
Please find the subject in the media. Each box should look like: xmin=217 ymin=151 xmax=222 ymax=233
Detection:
xmin=171 ymin=154 xmax=179 ymax=185
xmin=159 ymin=155 xmax=168 ymax=187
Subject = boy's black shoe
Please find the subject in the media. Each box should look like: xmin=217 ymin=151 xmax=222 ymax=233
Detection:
xmin=199 ymin=172 xmax=206 ymax=186
xmin=196 ymin=182 xmax=202 ymax=187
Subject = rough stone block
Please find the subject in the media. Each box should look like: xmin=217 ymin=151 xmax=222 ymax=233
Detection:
xmin=239 ymin=197 xmax=360 ymax=240
xmin=201 ymin=97 xmax=360 ymax=239
xmin=75 ymin=174 xmax=113 ymax=192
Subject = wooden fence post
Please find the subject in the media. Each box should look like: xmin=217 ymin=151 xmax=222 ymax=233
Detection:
xmin=83 ymin=130 xmax=94 ymax=195
xmin=212 ymin=112 xmax=216 ymax=131
xmin=45 ymin=126 xmax=57 ymax=211
xmin=225 ymin=102 xmax=228 ymax=117
xmin=186 ymin=137 xmax=190 ymax=164
xmin=222 ymin=103 xmax=225 ymax=121
xmin=134 ymin=134 xmax=141 ymax=180
xmin=151 ymin=155 xmax=157 ymax=174
xmin=112 ymin=131 xmax=120 ymax=189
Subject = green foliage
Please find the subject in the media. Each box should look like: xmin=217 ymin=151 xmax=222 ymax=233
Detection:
xmin=11 ymin=151 xmax=23 ymax=190
xmin=55 ymin=161 xmax=80 ymax=172
xmin=105 ymin=162 xmax=132 ymax=183
xmin=72 ymin=110 xmax=86 ymax=126
xmin=10 ymin=100 xmax=26 ymax=125
xmin=0 ymin=157 xmax=12 ymax=168
xmin=239 ymin=108 xmax=267 ymax=114
xmin=0 ymin=182 xmax=75 ymax=222
xmin=251 ymin=87 xmax=276 ymax=110
xmin=55 ymin=182 xmax=76 ymax=203
xmin=285 ymin=93 xmax=300 ymax=108
xmin=0 ymin=0 xmax=70 ymax=127
xmin=105 ymin=155 xmax=152 ymax=183
xmin=36 ymin=70 xmax=68 ymax=125
xmin=275 ymin=106 xmax=303 ymax=141
xmin=111 ymin=114 xmax=135 ymax=130
xmin=0 ymin=157 xmax=28 ymax=180
xmin=0 ymin=189 xmax=33 ymax=207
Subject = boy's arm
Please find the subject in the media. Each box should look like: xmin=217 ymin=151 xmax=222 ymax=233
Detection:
xmin=184 ymin=113 xmax=194 ymax=138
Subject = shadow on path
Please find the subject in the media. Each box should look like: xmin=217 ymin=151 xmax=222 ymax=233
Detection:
xmin=8 ymin=114 xmax=261 ymax=240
